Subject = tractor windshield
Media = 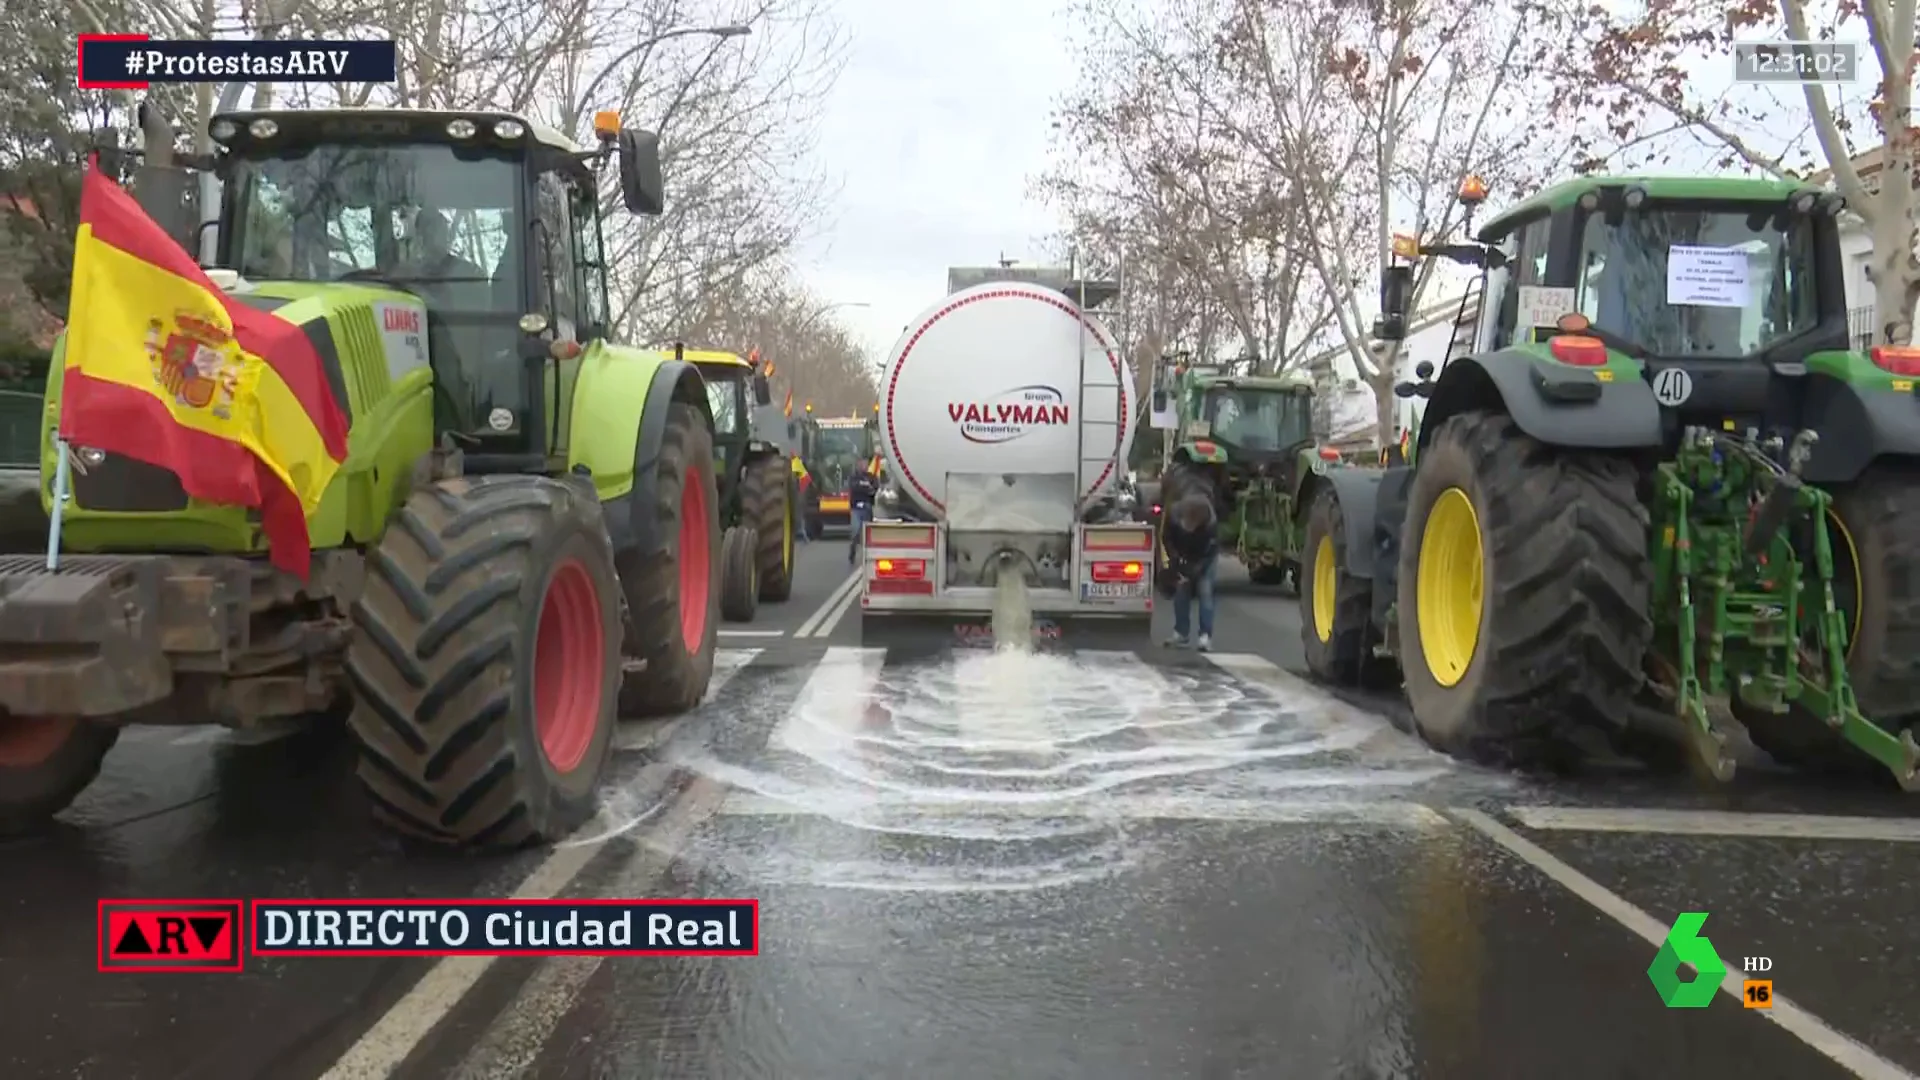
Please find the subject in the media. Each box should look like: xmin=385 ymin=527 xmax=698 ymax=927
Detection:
xmin=1202 ymin=387 xmax=1313 ymax=452
xmin=811 ymin=426 xmax=867 ymax=491
xmin=705 ymin=379 xmax=743 ymax=436
xmin=1574 ymin=204 xmax=1819 ymax=358
xmin=224 ymin=140 xmax=527 ymax=437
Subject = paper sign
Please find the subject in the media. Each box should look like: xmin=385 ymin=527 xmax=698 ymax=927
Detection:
xmin=1667 ymin=245 xmax=1751 ymax=307
xmin=1517 ymin=285 xmax=1578 ymax=329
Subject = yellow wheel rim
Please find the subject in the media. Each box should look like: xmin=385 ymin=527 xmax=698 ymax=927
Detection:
xmin=1416 ymin=488 xmax=1484 ymax=687
xmin=1311 ymin=535 xmax=1337 ymax=643
xmin=1825 ymin=507 xmax=1862 ymax=657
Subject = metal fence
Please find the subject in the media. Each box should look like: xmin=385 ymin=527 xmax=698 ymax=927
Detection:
xmin=1849 ymin=305 xmax=1877 ymax=350
xmin=0 ymin=390 xmax=41 ymax=467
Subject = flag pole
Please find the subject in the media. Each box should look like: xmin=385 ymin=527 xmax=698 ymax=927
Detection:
xmin=46 ymin=436 xmax=70 ymax=570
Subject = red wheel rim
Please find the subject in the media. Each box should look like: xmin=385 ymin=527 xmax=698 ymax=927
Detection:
xmin=533 ymin=559 xmax=606 ymax=773
xmin=678 ymin=467 xmax=712 ymax=651
xmin=0 ymin=716 xmax=77 ymax=766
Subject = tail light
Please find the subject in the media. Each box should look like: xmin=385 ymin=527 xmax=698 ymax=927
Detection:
xmin=1548 ymin=335 xmax=1607 ymax=366
xmin=873 ymin=558 xmax=925 ymax=580
xmin=1090 ymin=560 xmax=1144 ymax=584
xmin=1150 ymin=503 xmax=1162 ymax=516
xmin=1317 ymin=446 xmax=1341 ymax=462
xmin=1871 ymin=345 xmax=1920 ymax=376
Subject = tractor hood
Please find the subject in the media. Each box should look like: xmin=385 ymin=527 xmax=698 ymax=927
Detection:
xmin=227 ymin=277 xmax=435 ymax=420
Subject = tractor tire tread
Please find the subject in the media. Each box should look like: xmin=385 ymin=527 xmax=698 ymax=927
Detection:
xmin=742 ymin=455 xmax=794 ymax=602
xmin=720 ymin=525 xmax=759 ymax=622
xmin=1300 ymin=488 xmax=1376 ymax=685
xmin=617 ymin=402 xmax=721 ymax=718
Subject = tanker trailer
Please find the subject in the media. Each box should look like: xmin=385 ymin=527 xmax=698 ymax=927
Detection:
xmin=858 ymin=281 xmax=1155 ymax=650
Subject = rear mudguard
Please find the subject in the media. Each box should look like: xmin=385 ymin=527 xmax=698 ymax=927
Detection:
xmin=568 ymin=349 xmax=712 ymax=559
xmin=1305 ymin=466 xmax=1386 ymax=579
xmin=1799 ymin=369 xmax=1920 ymax=484
xmin=1424 ymin=351 xmax=1662 ymax=452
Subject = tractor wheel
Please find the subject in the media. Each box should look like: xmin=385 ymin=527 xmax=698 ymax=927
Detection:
xmin=0 ymin=716 xmax=118 ymax=833
xmin=345 ymin=474 xmax=623 ymax=849
xmin=743 ymin=456 xmax=794 ymax=602
xmin=618 ymin=402 xmax=721 ymax=717
xmin=1734 ymin=463 xmax=1920 ymax=776
xmin=1398 ymin=411 xmax=1651 ymax=767
xmin=720 ymin=526 xmax=760 ymax=623
xmin=1300 ymin=488 xmax=1375 ymax=685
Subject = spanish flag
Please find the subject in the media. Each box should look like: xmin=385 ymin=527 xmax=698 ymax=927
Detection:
xmin=60 ymin=161 xmax=349 ymax=580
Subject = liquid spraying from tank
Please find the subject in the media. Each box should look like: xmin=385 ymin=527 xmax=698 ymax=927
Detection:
xmin=990 ymin=554 xmax=1032 ymax=651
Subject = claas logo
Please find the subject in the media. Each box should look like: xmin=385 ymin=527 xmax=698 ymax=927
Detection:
xmin=98 ymin=900 xmax=244 ymax=972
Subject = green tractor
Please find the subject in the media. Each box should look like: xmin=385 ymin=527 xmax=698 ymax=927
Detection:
xmin=798 ymin=407 xmax=878 ymax=538
xmin=1303 ymin=174 xmax=1920 ymax=789
xmin=0 ymin=106 xmax=730 ymax=847
xmin=680 ymin=347 xmax=797 ymax=622
xmin=1148 ymin=358 xmax=1329 ymax=593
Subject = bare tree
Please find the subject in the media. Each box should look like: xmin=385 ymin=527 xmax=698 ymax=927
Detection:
xmin=1206 ymin=0 xmax=1562 ymax=443
xmin=1542 ymin=0 xmax=1918 ymax=344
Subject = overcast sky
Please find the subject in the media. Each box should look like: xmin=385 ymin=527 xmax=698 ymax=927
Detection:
xmin=789 ymin=0 xmax=1078 ymax=368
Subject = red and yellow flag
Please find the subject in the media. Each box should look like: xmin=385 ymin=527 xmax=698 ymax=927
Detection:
xmin=60 ymin=162 xmax=349 ymax=580
xmin=783 ymin=388 xmax=794 ymax=417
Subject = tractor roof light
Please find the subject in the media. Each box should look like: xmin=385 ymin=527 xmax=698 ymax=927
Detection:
xmin=210 ymin=119 xmax=238 ymax=142
xmin=248 ymin=118 xmax=279 ymax=139
xmin=493 ymin=119 xmax=526 ymax=140
xmin=1790 ymin=189 xmax=1819 ymax=215
xmin=446 ymin=118 xmax=477 ymax=139
xmin=1622 ymin=185 xmax=1647 ymax=209
xmin=1458 ymin=174 xmax=1488 ymax=206
xmin=593 ymin=110 xmax=621 ymax=141
xmin=1819 ymin=192 xmax=1847 ymax=216
xmin=1577 ymin=191 xmax=1601 ymax=211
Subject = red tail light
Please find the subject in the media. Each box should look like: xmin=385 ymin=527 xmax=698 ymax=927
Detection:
xmin=1317 ymin=446 xmax=1341 ymax=461
xmin=1090 ymin=560 xmax=1144 ymax=584
xmin=873 ymin=558 xmax=925 ymax=580
xmin=1548 ymin=335 xmax=1607 ymax=366
xmin=1150 ymin=503 xmax=1162 ymax=516
xmin=1871 ymin=345 xmax=1920 ymax=376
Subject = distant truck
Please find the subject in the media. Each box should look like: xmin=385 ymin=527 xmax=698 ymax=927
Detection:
xmin=858 ymin=278 xmax=1154 ymax=650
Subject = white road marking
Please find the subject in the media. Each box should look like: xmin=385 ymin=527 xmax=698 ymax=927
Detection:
xmin=1452 ymin=807 xmax=1918 ymax=1080
xmin=793 ymin=569 xmax=861 ymax=638
xmin=1508 ymin=805 xmax=1920 ymax=844
xmin=718 ymin=629 xmax=785 ymax=638
xmin=765 ymin=646 xmax=888 ymax=756
xmin=610 ymin=649 xmax=760 ymax=752
xmin=805 ymin=577 xmax=864 ymax=638
xmin=1201 ymin=652 xmax=1426 ymax=753
xmin=715 ymin=791 xmax=1449 ymax=827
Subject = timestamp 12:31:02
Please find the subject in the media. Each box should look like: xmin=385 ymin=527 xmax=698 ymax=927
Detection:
xmin=1733 ymin=41 xmax=1860 ymax=84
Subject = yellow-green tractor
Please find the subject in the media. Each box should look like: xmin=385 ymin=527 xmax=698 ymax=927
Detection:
xmin=0 ymin=107 xmax=728 ymax=849
xmin=1305 ymin=175 xmax=1920 ymax=789
xmin=680 ymin=347 xmax=797 ymax=622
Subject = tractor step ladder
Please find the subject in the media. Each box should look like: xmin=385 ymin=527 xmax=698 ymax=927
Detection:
xmin=1440 ymin=278 xmax=1483 ymax=372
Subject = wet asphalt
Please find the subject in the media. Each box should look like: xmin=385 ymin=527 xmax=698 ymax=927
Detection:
xmin=3 ymin=533 xmax=1918 ymax=1080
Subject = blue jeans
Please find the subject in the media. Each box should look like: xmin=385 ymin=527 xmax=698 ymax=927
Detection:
xmin=849 ymin=504 xmax=871 ymax=561
xmin=1172 ymin=555 xmax=1216 ymax=639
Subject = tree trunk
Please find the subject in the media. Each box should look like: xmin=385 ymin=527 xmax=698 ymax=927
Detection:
xmin=1369 ymin=368 xmax=1396 ymax=447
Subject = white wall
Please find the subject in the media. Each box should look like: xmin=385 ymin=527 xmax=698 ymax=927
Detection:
xmin=1318 ymin=292 xmax=1473 ymax=443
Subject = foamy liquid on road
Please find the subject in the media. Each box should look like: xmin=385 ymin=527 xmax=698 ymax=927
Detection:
xmin=664 ymin=583 xmax=1458 ymax=891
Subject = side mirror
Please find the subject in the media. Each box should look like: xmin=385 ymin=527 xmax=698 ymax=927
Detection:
xmin=1378 ymin=264 xmax=1413 ymax=323
xmin=617 ymin=128 xmax=665 ymax=216
xmin=1414 ymin=361 xmax=1434 ymax=379
xmin=752 ymin=373 xmax=773 ymax=406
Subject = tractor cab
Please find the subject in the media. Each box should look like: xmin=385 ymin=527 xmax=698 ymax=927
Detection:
xmin=209 ymin=106 xmax=664 ymax=466
xmin=1382 ymin=176 xmax=1862 ymax=467
xmin=679 ymin=346 xmax=779 ymax=495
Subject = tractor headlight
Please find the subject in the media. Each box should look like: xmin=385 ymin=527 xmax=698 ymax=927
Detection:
xmin=1622 ymin=185 xmax=1647 ymax=210
xmin=518 ymin=313 xmax=550 ymax=334
xmin=493 ymin=120 xmax=526 ymax=140
xmin=446 ymin=118 xmax=478 ymax=139
xmin=247 ymin=118 xmax=279 ymax=139
xmin=210 ymin=119 xmax=238 ymax=142
xmin=77 ymin=446 xmax=106 ymax=467
xmin=1790 ymin=189 xmax=1819 ymax=215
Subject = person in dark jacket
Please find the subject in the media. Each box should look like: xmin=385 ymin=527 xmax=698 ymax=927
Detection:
xmin=1161 ymin=493 xmax=1218 ymax=651
xmin=846 ymin=469 xmax=878 ymax=564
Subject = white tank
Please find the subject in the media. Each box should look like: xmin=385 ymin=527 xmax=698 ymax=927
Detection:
xmin=877 ymin=282 xmax=1137 ymax=521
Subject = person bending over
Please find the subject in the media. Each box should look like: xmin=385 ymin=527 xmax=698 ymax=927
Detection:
xmin=1162 ymin=493 xmax=1218 ymax=651
xmin=846 ymin=469 xmax=878 ymax=565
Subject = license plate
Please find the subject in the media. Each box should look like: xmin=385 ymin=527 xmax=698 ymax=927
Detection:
xmin=1083 ymin=582 xmax=1144 ymax=599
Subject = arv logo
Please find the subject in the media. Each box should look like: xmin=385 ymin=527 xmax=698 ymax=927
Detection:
xmin=947 ymin=384 xmax=1070 ymax=444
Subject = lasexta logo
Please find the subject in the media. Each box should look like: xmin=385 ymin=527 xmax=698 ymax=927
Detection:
xmin=1648 ymin=911 xmax=1725 ymax=1008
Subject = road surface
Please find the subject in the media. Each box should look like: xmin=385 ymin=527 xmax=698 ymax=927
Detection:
xmin=2 ymin=537 xmax=1916 ymax=1080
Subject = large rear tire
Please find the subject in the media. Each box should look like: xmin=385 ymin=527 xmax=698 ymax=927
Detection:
xmin=1300 ymin=488 xmax=1375 ymax=685
xmin=1398 ymin=411 xmax=1651 ymax=767
xmin=617 ymin=402 xmax=721 ymax=717
xmin=720 ymin=526 xmax=760 ymax=623
xmin=742 ymin=455 xmax=794 ymax=602
xmin=1735 ymin=463 xmax=1920 ymax=777
xmin=346 ymin=475 xmax=623 ymax=849
xmin=0 ymin=716 xmax=118 ymax=833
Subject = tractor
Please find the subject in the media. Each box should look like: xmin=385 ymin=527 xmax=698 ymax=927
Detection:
xmin=798 ymin=406 xmax=879 ymax=538
xmin=1147 ymin=358 xmax=1331 ymax=594
xmin=679 ymin=347 xmax=797 ymax=622
xmin=1301 ymin=174 xmax=1920 ymax=790
xmin=0 ymin=106 xmax=730 ymax=848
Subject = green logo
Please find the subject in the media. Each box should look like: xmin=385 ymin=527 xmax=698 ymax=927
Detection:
xmin=1649 ymin=912 xmax=1726 ymax=1008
